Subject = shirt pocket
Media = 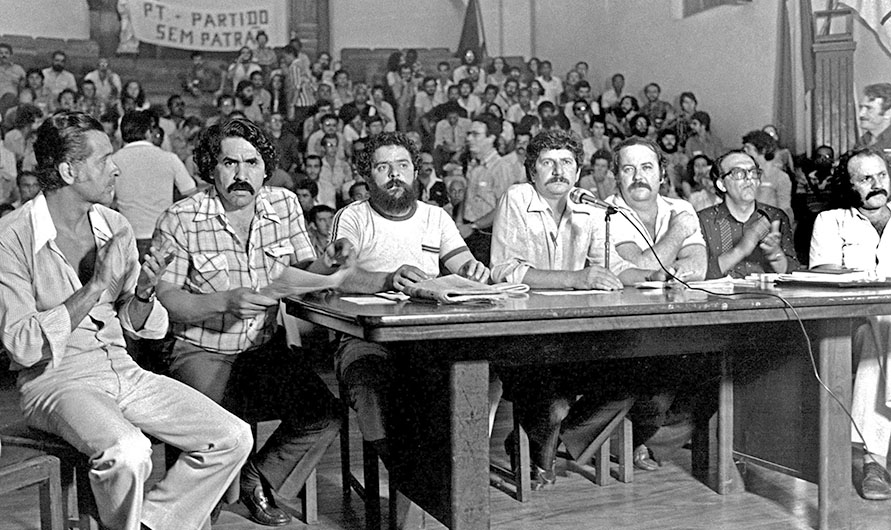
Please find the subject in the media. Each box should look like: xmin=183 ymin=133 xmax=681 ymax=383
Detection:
xmin=190 ymin=252 xmax=230 ymax=293
xmin=842 ymin=242 xmax=877 ymax=272
xmin=263 ymin=242 xmax=296 ymax=278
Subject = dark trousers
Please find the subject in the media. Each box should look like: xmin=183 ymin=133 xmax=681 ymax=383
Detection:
xmin=166 ymin=333 xmax=340 ymax=490
xmin=503 ymin=356 xmax=718 ymax=464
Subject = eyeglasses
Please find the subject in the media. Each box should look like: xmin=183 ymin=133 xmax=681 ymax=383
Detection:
xmin=721 ymin=167 xmax=763 ymax=181
xmin=853 ymin=171 xmax=888 ymax=186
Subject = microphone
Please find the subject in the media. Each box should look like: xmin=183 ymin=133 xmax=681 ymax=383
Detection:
xmin=569 ymin=187 xmax=615 ymax=211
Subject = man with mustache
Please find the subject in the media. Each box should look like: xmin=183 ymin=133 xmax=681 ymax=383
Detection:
xmin=854 ymin=83 xmax=891 ymax=158
xmin=490 ymin=129 xmax=655 ymax=487
xmin=327 ymin=131 xmax=490 ymax=472
xmin=153 ymin=118 xmax=346 ymax=526
xmin=810 ymin=147 xmax=891 ymax=500
xmin=41 ymin=50 xmax=76 ymax=103
xmin=697 ymin=150 xmax=798 ymax=279
xmin=605 ymin=137 xmax=707 ymax=470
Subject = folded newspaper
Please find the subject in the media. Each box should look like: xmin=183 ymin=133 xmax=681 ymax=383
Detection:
xmin=400 ymin=274 xmax=529 ymax=304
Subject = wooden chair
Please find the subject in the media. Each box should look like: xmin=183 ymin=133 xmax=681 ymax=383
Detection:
xmin=558 ymin=397 xmax=635 ymax=486
xmin=0 ymin=420 xmax=98 ymax=530
xmin=489 ymin=401 xmax=532 ymax=502
xmin=0 ymin=445 xmax=65 ymax=530
xmin=338 ymin=378 xmax=397 ymax=530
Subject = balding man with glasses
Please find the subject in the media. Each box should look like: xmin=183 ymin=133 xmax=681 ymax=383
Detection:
xmin=697 ymin=150 xmax=798 ymax=279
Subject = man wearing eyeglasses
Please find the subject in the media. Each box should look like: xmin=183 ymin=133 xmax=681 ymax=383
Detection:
xmin=810 ymin=147 xmax=891 ymax=500
xmin=697 ymin=150 xmax=798 ymax=279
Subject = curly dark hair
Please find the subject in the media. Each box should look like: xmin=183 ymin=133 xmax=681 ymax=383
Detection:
xmin=33 ymin=111 xmax=105 ymax=192
xmin=829 ymin=147 xmax=888 ymax=209
xmin=192 ymin=117 xmax=277 ymax=184
xmin=741 ymin=130 xmax=777 ymax=161
xmin=523 ymin=129 xmax=584 ymax=182
xmin=356 ymin=131 xmax=420 ymax=180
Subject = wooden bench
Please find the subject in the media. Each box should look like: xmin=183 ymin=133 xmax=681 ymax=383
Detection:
xmin=0 ymin=420 xmax=98 ymax=530
xmin=0 ymin=447 xmax=65 ymax=530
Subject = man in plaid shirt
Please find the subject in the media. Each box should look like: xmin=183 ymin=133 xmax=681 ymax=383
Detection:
xmin=154 ymin=118 xmax=345 ymax=527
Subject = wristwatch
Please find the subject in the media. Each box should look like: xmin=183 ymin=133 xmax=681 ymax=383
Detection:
xmin=134 ymin=287 xmax=156 ymax=304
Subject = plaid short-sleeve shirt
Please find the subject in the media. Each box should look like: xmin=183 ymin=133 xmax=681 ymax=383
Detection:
xmin=155 ymin=186 xmax=315 ymax=354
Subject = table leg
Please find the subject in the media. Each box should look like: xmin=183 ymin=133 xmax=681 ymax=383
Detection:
xmin=449 ymin=360 xmax=491 ymax=530
xmin=717 ymin=350 xmax=743 ymax=494
xmin=816 ymin=319 xmax=852 ymax=530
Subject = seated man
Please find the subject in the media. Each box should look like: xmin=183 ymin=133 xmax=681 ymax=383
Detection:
xmin=491 ymin=129 xmax=654 ymax=486
xmin=0 ymin=111 xmax=252 ymax=530
xmin=154 ymin=118 xmax=344 ymax=527
xmin=329 ymin=131 xmax=489 ymax=466
xmin=605 ymin=137 xmax=709 ymax=469
xmin=698 ymin=150 xmax=798 ymax=279
xmin=810 ymin=147 xmax=891 ymax=500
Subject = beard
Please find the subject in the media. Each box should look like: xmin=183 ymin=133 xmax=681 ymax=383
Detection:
xmin=660 ymin=142 xmax=677 ymax=154
xmin=51 ymin=63 xmax=64 ymax=72
xmin=368 ymin=178 xmax=417 ymax=213
xmin=239 ymin=94 xmax=254 ymax=106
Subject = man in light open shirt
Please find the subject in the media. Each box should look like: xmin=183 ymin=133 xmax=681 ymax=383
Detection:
xmin=604 ymin=137 xmax=710 ymax=471
xmin=491 ymin=129 xmax=654 ymax=488
xmin=810 ymin=147 xmax=891 ymax=500
xmin=0 ymin=111 xmax=252 ymax=530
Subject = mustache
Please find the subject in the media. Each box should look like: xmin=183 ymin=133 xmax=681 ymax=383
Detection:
xmin=546 ymin=176 xmax=570 ymax=185
xmin=227 ymin=181 xmax=256 ymax=194
xmin=629 ymin=181 xmax=651 ymax=190
xmin=385 ymin=180 xmax=409 ymax=191
xmin=867 ymin=189 xmax=888 ymax=200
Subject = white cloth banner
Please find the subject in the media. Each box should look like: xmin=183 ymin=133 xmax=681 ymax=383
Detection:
xmin=125 ymin=0 xmax=288 ymax=51
xmin=841 ymin=0 xmax=891 ymax=54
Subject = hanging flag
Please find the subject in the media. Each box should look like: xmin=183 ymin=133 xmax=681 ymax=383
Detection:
xmin=801 ymin=0 xmax=816 ymax=92
xmin=840 ymin=0 xmax=891 ymax=54
xmin=456 ymin=0 xmax=487 ymax=60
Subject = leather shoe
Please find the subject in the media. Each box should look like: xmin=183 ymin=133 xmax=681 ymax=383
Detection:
xmin=240 ymin=482 xmax=291 ymax=526
xmin=632 ymin=444 xmax=660 ymax=472
xmin=504 ymin=430 xmax=558 ymax=490
xmin=861 ymin=462 xmax=891 ymax=500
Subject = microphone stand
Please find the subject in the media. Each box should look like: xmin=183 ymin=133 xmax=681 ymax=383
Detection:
xmin=604 ymin=205 xmax=618 ymax=270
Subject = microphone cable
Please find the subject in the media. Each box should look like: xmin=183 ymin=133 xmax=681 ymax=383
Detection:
xmin=611 ymin=206 xmax=874 ymax=459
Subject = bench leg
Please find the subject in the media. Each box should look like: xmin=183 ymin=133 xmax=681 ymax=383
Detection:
xmin=37 ymin=456 xmax=65 ymax=530
xmin=300 ymin=468 xmax=318 ymax=525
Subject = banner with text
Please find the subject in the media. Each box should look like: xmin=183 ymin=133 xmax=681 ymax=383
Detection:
xmin=126 ymin=0 xmax=288 ymax=51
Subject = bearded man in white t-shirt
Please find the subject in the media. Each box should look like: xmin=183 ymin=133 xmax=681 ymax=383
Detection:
xmin=328 ymin=131 xmax=490 ymax=467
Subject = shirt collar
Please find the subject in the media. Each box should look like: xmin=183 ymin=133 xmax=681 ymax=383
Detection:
xmin=478 ymin=149 xmax=500 ymax=167
xmin=524 ymin=184 xmax=588 ymax=215
xmin=31 ymin=193 xmax=114 ymax=257
xmin=122 ymin=140 xmax=154 ymax=149
xmin=193 ymin=186 xmax=282 ymax=225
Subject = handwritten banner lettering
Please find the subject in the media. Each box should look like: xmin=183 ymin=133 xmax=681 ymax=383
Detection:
xmin=127 ymin=0 xmax=288 ymax=51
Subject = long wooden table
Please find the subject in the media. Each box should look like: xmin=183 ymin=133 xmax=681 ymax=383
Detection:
xmin=287 ymin=285 xmax=891 ymax=530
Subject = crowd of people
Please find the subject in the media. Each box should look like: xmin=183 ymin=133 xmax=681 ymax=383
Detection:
xmin=3 ymin=37 xmax=891 ymax=530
